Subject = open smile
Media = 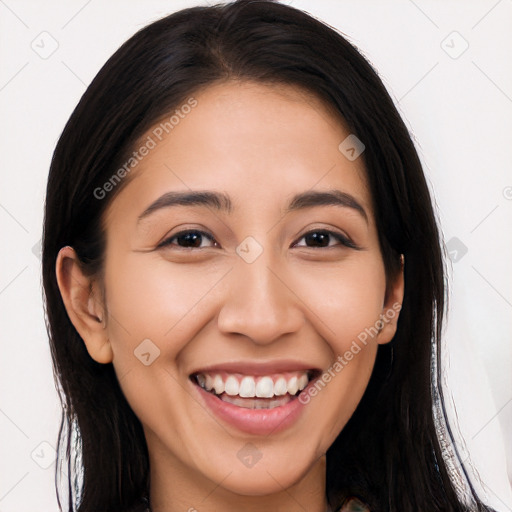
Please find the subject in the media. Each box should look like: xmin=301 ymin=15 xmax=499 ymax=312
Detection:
xmin=192 ymin=370 xmax=316 ymax=409
xmin=189 ymin=365 xmax=322 ymax=435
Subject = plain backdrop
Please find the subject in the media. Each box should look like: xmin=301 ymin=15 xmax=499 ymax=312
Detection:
xmin=0 ymin=1 xmax=511 ymax=511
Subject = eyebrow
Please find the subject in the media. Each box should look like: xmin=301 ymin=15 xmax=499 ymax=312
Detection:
xmin=285 ymin=190 xmax=368 ymax=223
xmin=138 ymin=191 xmax=233 ymax=221
xmin=137 ymin=189 xmax=368 ymax=224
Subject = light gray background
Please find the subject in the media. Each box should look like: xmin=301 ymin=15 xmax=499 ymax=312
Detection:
xmin=0 ymin=1 xmax=511 ymax=511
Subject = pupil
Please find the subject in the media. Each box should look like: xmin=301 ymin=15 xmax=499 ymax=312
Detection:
xmin=305 ymin=232 xmax=329 ymax=247
xmin=178 ymin=232 xmax=202 ymax=247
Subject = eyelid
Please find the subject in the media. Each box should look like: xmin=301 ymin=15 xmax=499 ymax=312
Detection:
xmin=157 ymin=228 xmax=219 ymax=249
xmin=292 ymin=228 xmax=360 ymax=250
xmin=156 ymin=227 xmax=360 ymax=251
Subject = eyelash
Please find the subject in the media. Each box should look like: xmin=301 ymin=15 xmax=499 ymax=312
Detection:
xmin=157 ymin=229 xmax=360 ymax=250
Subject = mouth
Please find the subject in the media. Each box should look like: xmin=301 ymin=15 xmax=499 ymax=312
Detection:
xmin=190 ymin=369 xmax=321 ymax=410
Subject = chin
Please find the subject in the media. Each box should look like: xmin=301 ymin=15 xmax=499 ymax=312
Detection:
xmin=200 ymin=446 xmax=322 ymax=497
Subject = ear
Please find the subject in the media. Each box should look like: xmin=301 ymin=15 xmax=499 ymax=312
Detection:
xmin=376 ymin=254 xmax=405 ymax=345
xmin=55 ymin=246 xmax=113 ymax=364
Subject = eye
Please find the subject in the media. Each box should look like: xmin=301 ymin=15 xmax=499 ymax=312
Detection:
xmin=158 ymin=229 xmax=218 ymax=249
xmin=293 ymin=229 xmax=359 ymax=249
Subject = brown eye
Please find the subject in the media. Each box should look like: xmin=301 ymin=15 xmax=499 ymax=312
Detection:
xmin=294 ymin=229 xmax=359 ymax=250
xmin=159 ymin=230 xmax=218 ymax=249
xmin=303 ymin=231 xmax=331 ymax=247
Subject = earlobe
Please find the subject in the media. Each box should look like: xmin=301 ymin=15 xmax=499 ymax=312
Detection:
xmin=55 ymin=246 xmax=113 ymax=364
xmin=377 ymin=255 xmax=405 ymax=345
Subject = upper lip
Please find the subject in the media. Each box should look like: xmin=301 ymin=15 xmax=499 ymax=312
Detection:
xmin=189 ymin=360 xmax=322 ymax=377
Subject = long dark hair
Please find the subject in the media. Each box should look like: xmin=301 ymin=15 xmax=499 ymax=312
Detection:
xmin=42 ymin=1 xmax=492 ymax=511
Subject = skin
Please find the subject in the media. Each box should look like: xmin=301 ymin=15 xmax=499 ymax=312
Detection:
xmin=56 ymin=80 xmax=404 ymax=512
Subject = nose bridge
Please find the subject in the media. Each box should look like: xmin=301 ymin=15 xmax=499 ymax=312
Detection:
xmin=217 ymin=242 xmax=303 ymax=343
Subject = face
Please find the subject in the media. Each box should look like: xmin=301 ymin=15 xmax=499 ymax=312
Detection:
xmin=65 ymin=81 xmax=403 ymax=500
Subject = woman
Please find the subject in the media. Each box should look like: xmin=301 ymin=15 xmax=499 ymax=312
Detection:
xmin=42 ymin=1 xmax=496 ymax=511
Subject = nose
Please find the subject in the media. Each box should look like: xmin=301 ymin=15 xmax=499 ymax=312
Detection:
xmin=217 ymin=251 xmax=305 ymax=345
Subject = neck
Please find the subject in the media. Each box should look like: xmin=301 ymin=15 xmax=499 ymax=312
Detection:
xmin=146 ymin=437 xmax=328 ymax=512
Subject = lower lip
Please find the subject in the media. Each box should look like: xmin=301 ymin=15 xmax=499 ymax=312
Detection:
xmin=193 ymin=382 xmax=308 ymax=436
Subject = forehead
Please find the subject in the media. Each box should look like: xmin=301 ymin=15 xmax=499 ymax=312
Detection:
xmin=104 ymin=80 xmax=372 ymax=224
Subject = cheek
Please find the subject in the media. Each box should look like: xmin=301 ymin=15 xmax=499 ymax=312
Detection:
xmin=289 ymin=256 xmax=387 ymax=352
xmin=103 ymin=252 xmax=226 ymax=363
xmin=100 ymin=252 xmax=220 ymax=442
xmin=278 ymin=258 xmax=386 ymax=439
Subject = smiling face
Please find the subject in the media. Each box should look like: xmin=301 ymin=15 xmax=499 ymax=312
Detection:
xmin=58 ymin=80 xmax=403 ymax=509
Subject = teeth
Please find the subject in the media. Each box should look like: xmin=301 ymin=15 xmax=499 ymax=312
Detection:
xmin=221 ymin=394 xmax=292 ymax=409
xmin=239 ymin=376 xmax=256 ymax=397
xmin=197 ymin=373 xmax=206 ymax=388
xmin=287 ymin=376 xmax=299 ymax=395
xmin=213 ymin=375 xmax=225 ymax=395
xmin=298 ymin=373 xmax=308 ymax=391
xmin=224 ymin=375 xmax=239 ymax=396
xmin=195 ymin=371 xmax=312 ymax=399
xmin=274 ymin=377 xmax=287 ymax=396
xmin=255 ymin=376 xmax=274 ymax=398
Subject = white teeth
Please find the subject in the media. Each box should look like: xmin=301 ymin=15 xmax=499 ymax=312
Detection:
xmin=213 ymin=374 xmax=225 ymax=395
xmin=195 ymin=371 xmax=312 ymax=399
xmin=274 ymin=377 xmax=287 ymax=396
xmin=224 ymin=375 xmax=239 ymax=396
xmin=287 ymin=376 xmax=299 ymax=395
xmin=239 ymin=376 xmax=256 ymax=397
xmin=255 ymin=376 xmax=274 ymax=398
xmin=298 ymin=373 xmax=309 ymax=391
